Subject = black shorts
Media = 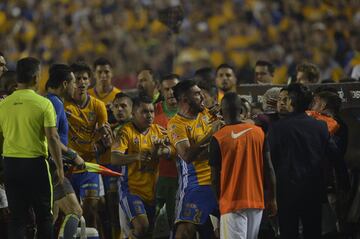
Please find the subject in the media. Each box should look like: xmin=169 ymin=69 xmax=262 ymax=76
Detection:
xmin=53 ymin=177 xmax=74 ymax=201
xmin=47 ymin=158 xmax=75 ymax=201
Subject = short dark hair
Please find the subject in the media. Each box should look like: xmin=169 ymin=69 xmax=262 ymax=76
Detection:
xmin=70 ymin=62 xmax=92 ymax=78
xmin=255 ymin=60 xmax=275 ymax=75
xmin=221 ymin=92 xmax=243 ymax=118
xmin=16 ymin=57 xmax=40 ymax=84
xmin=313 ymin=86 xmax=338 ymax=95
xmin=160 ymin=73 xmax=180 ymax=84
xmin=0 ymin=52 xmax=4 ymax=57
xmin=216 ymin=63 xmax=235 ymax=74
xmin=296 ymin=62 xmax=320 ymax=83
xmin=194 ymin=67 xmax=214 ymax=84
xmin=114 ymin=92 xmax=132 ymax=102
xmin=197 ymin=81 xmax=218 ymax=98
xmin=315 ymin=91 xmax=342 ymax=115
xmin=46 ymin=64 xmax=73 ymax=90
xmin=173 ymin=80 xmax=196 ymax=101
xmin=93 ymin=57 xmax=112 ymax=69
xmin=281 ymin=83 xmax=313 ymax=113
xmin=0 ymin=70 xmax=16 ymax=92
xmin=132 ymin=96 xmax=153 ymax=110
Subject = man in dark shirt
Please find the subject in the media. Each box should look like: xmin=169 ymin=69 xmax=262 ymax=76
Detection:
xmin=268 ymin=83 xmax=336 ymax=239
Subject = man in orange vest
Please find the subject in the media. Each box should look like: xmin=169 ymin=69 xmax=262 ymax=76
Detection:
xmin=209 ymin=92 xmax=277 ymax=239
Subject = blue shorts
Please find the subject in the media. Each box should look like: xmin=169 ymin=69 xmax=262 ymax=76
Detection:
xmin=102 ymin=164 xmax=121 ymax=193
xmin=176 ymin=185 xmax=218 ymax=225
xmin=119 ymin=191 xmax=155 ymax=226
xmin=69 ymin=171 xmax=100 ymax=200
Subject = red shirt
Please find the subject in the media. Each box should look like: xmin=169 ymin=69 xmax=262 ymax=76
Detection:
xmin=154 ymin=102 xmax=177 ymax=178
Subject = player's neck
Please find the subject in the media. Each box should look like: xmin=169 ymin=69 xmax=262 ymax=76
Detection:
xmin=17 ymin=83 xmax=36 ymax=91
xmin=95 ymin=82 xmax=112 ymax=95
xmin=132 ymin=121 xmax=149 ymax=134
xmin=74 ymin=94 xmax=88 ymax=107
xmin=224 ymin=87 xmax=236 ymax=94
xmin=47 ymin=88 xmax=64 ymax=101
xmin=178 ymin=106 xmax=198 ymax=119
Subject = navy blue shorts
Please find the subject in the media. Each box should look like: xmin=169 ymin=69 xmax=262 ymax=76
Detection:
xmin=119 ymin=191 xmax=155 ymax=227
xmin=69 ymin=171 xmax=100 ymax=200
xmin=176 ymin=185 xmax=218 ymax=225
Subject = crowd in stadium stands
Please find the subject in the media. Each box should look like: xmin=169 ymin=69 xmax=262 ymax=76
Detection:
xmin=1 ymin=0 xmax=360 ymax=88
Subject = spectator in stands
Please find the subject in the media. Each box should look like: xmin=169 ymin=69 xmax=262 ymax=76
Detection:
xmin=296 ymin=63 xmax=320 ymax=84
xmin=254 ymin=60 xmax=275 ymax=85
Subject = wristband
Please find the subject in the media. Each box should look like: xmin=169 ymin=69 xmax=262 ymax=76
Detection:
xmin=63 ymin=148 xmax=78 ymax=161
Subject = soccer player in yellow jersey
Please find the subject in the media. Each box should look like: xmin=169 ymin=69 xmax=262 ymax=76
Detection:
xmin=88 ymin=58 xmax=121 ymax=238
xmin=111 ymin=97 xmax=171 ymax=239
xmin=167 ymin=80 xmax=222 ymax=239
xmin=65 ymin=62 xmax=110 ymax=230
xmin=88 ymin=57 xmax=121 ymax=106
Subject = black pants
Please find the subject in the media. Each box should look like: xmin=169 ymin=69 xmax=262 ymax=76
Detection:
xmin=3 ymin=157 xmax=53 ymax=239
xmin=277 ymin=185 xmax=322 ymax=239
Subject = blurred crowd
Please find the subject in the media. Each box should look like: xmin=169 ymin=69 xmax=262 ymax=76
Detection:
xmin=1 ymin=0 xmax=360 ymax=87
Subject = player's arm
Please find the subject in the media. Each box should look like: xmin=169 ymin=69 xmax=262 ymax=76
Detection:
xmin=175 ymin=132 xmax=214 ymax=164
xmin=209 ymin=137 xmax=221 ymax=201
xmin=45 ymin=127 xmax=64 ymax=184
xmin=58 ymin=143 xmax=84 ymax=167
xmin=263 ymin=139 xmax=277 ymax=217
xmin=44 ymin=102 xmax=64 ymax=184
xmin=111 ymin=126 xmax=150 ymax=165
xmin=111 ymin=151 xmax=151 ymax=166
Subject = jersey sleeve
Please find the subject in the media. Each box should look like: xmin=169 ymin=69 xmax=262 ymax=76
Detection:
xmin=167 ymin=118 xmax=189 ymax=147
xmin=43 ymin=100 xmax=57 ymax=128
xmin=111 ymin=126 xmax=130 ymax=154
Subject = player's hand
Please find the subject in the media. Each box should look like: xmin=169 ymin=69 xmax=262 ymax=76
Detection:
xmin=138 ymin=152 xmax=152 ymax=162
xmin=56 ymin=168 xmax=65 ymax=185
xmin=156 ymin=146 xmax=170 ymax=158
xmin=73 ymin=155 xmax=85 ymax=169
xmin=211 ymin=120 xmax=224 ymax=134
xmin=266 ymin=198 xmax=277 ymax=217
xmin=209 ymin=103 xmax=220 ymax=116
xmin=266 ymin=98 xmax=278 ymax=110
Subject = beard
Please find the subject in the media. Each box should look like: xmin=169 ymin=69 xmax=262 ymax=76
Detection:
xmin=188 ymin=99 xmax=204 ymax=114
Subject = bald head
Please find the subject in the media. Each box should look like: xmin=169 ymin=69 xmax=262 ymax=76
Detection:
xmin=221 ymin=92 xmax=244 ymax=124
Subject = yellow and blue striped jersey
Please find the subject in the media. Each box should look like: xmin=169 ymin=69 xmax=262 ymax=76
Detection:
xmin=65 ymin=96 xmax=107 ymax=163
xmin=167 ymin=111 xmax=213 ymax=189
xmin=111 ymin=122 xmax=167 ymax=204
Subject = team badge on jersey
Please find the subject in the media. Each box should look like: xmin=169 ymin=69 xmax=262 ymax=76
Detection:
xmin=88 ymin=112 xmax=96 ymax=122
xmin=134 ymin=137 xmax=139 ymax=144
